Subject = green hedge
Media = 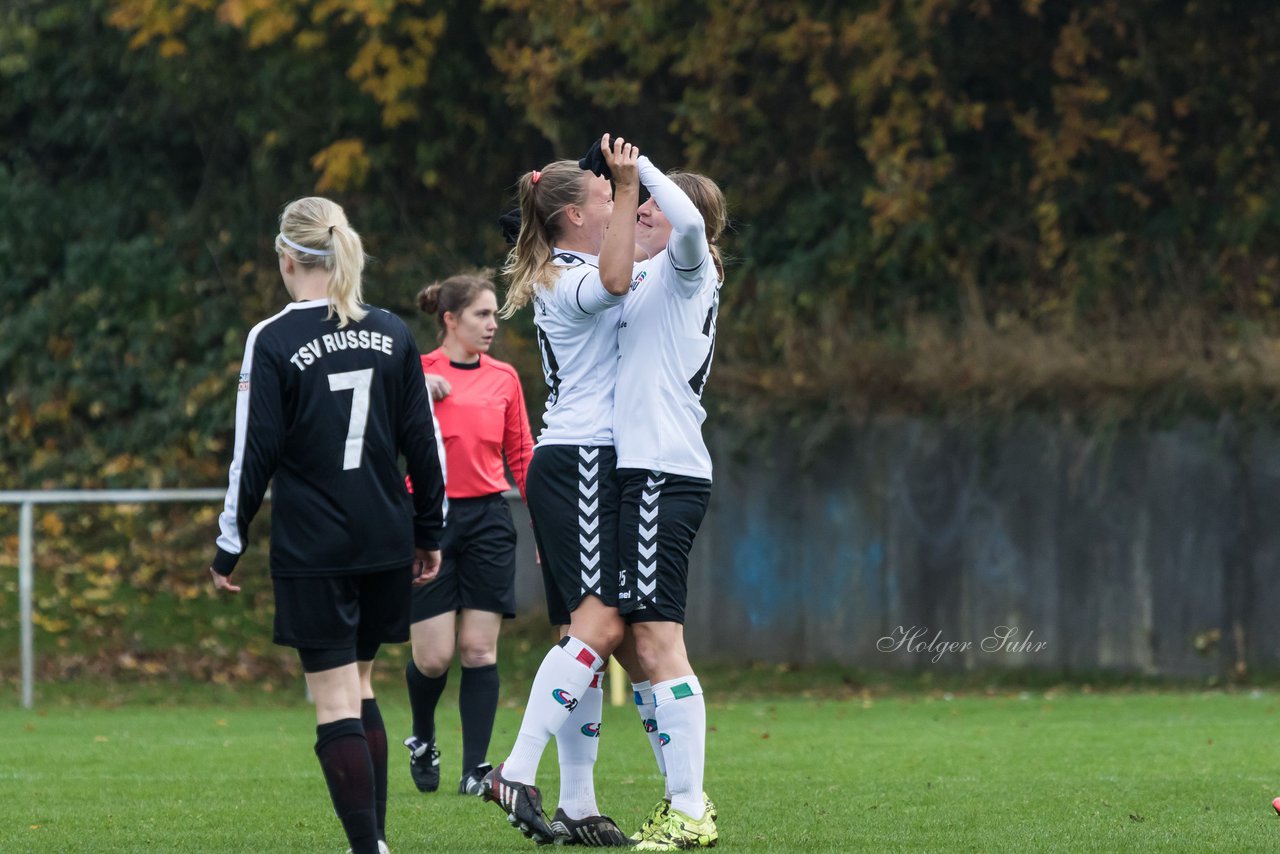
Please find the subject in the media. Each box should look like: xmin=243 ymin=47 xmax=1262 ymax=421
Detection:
xmin=4 ymin=0 xmax=1280 ymax=492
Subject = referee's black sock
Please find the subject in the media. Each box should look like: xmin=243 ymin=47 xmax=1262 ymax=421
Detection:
xmin=314 ymin=718 xmax=379 ymax=854
xmin=459 ymin=663 xmax=499 ymax=771
xmin=405 ymin=660 xmax=448 ymax=743
xmin=360 ymin=699 xmax=388 ymax=841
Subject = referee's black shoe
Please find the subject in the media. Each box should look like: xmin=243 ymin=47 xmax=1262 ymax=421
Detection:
xmin=549 ymin=808 xmax=635 ymax=847
xmin=459 ymin=762 xmax=492 ymax=796
xmin=403 ymin=736 xmax=441 ymax=793
xmin=482 ymin=763 xmax=556 ymax=845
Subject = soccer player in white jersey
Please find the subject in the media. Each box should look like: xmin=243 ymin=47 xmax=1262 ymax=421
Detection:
xmin=479 ymin=135 xmax=641 ymax=846
xmin=208 ymin=197 xmax=445 ymax=854
xmin=610 ymin=160 xmax=727 ymax=850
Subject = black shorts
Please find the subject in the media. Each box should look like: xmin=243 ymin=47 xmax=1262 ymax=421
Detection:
xmin=272 ymin=565 xmax=412 ymax=651
xmin=411 ymin=493 xmax=518 ymax=621
xmin=617 ymin=469 xmax=710 ymax=624
xmin=526 ymin=444 xmax=620 ymax=626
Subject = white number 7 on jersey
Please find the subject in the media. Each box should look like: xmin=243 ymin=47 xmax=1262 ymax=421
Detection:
xmin=328 ymin=368 xmax=373 ymax=470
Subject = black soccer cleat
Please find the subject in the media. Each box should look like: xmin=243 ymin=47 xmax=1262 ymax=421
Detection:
xmin=550 ymin=808 xmax=635 ymax=847
xmin=481 ymin=763 xmax=557 ymax=845
xmin=458 ymin=761 xmax=493 ymax=796
xmin=403 ymin=736 xmax=440 ymax=793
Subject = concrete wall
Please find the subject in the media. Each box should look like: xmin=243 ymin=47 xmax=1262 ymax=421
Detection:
xmin=510 ymin=416 xmax=1280 ymax=676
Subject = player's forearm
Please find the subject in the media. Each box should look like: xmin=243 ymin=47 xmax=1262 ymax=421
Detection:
xmin=600 ymin=181 xmax=640 ymax=295
xmin=638 ymin=155 xmax=706 ymax=268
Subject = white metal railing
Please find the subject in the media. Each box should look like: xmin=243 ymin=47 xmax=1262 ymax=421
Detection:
xmin=0 ymin=489 xmax=230 ymax=708
xmin=0 ymin=487 xmax=613 ymax=711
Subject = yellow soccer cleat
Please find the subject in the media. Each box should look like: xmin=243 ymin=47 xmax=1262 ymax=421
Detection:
xmin=631 ymin=799 xmax=670 ymax=842
xmin=633 ymin=805 xmax=718 ymax=850
xmin=632 ymin=794 xmax=717 ymax=843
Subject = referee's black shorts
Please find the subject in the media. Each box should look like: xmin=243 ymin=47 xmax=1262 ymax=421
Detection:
xmin=411 ymin=492 xmax=518 ymax=621
xmin=272 ymin=565 xmax=412 ymax=666
xmin=617 ymin=468 xmax=710 ymax=625
xmin=526 ymin=444 xmax=620 ymax=626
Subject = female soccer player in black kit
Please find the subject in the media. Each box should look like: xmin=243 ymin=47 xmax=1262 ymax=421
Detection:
xmin=207 ymin=196 xmax=445 ymax=854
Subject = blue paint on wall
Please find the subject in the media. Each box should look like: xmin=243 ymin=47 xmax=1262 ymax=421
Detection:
xmin=732 ymin=489 xmax=884 ymax=627
xmin=732 ymin=504 xmax=788 ymax=628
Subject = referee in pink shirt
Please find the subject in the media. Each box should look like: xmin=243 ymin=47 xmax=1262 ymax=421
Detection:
xmin=401 ymin=271 xmax=535 ymax=798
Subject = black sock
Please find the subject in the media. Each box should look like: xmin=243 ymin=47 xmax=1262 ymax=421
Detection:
xmin=405 ymin=660 xmax=448 ymax=743
xmin=314 ymin=718 xmax=378 ymax=854
xmin=361 ymin=699 xmax=388 ymax=841
xmin=459 ymin=663 xmax=499 ymax=771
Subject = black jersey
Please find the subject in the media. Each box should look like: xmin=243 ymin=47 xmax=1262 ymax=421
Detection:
xmin=211 ymin=298 xmax=445 ymax=578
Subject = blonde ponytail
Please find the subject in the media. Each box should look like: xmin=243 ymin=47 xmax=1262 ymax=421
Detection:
xmin=499 ymin=160 xmax=589 ymax=319
xmin=277 ymin=197 xmax=368 ymax=327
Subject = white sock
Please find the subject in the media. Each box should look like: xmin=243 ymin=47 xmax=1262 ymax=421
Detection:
xmin=556 ymin=671 xmax=603 ymax=819
xmin=631 ymin=680 xmax=668 ymax=795
xmin=653 ymin=675 xmax=706 ymax=820
xmin=502 ymin=637 xmax=603 ymax=784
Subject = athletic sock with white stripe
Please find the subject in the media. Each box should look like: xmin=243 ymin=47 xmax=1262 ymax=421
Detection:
xmin=653 ymin=675 xmax=706 ymax=820
xmin=556 ymin=671 xmax=604 ymax=819
xmin=502 ymin=636 xmax=604 ymax=785
xmin=631 ymin=679 xmax=669 ymax=796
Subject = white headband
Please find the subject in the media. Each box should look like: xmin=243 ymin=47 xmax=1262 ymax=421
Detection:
xmin=278 ymin=232 xmax=334 ymax=256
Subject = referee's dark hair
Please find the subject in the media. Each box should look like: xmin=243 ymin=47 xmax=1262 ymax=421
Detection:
xmin=417 ymin=270 xmax=496 ymax=337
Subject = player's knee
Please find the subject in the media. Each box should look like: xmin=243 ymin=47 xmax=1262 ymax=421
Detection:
xmin=411 ymin=645 xmax=452 ymax=677
xmin=613 ymin=644 xmax=643 ymax=679
xmin=634 ymin=643 xmax=663 ymax=676
xmin=457 ymin=642 xmax=497 ymax=668
xmin=569 ymin=606 xmax=626 ymax=657
xmin=597 ymin=620 xmax=626 ymax=657
xmin=577 ymin=613 xmax=625 ymax=656
xmin=635 ymin=635 xmax=685 ymax=676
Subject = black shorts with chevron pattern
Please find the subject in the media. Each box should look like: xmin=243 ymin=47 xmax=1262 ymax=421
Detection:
xmin=616 ymin=468 xmax=711 ymax=624
xmin=526 ymin=444 xmax=621 ymax=626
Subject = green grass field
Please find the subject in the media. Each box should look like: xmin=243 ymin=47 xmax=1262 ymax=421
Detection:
xmin=2 ymin=683 xmax=1280 ymax=852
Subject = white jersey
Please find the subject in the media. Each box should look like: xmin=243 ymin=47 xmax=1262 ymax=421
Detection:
xmin=614 ymin=157 xmax=722 ymax=479
xmin=614 ymin=251 xmax=721 ymax=479
xmin=533 ymin=250 xmax=624 ymax=447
